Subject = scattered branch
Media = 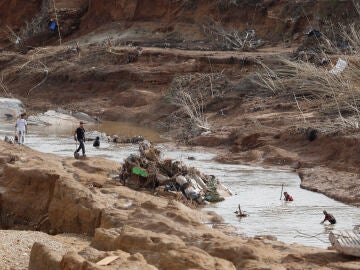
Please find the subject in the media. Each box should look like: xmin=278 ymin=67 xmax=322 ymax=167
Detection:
xmin=168 ymin=72 xmax=228 ymax=132
xmin=0 ymin=74 xmax=12 ymax=98
xmin=27 ymin=61 xmax=49 ymax=96
xmin=293 ymin=93 xmax=306 ymax=123
xmin=203 ymin=19 xmax=264 ymax=51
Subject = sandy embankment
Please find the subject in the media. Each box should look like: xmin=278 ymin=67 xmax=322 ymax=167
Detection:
xmin=0 ymin=141 xmax=360 ymax=270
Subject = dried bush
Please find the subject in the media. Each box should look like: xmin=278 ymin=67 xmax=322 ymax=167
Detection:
xmin=335 ymin=1 xmax=360 ymax=54
xmin=256 ymin=57 xmax=360 ymax=126
xmin=286 ymin=0 xmax=360 ymax=96
xmin=340 ymin=24 xmax=360 ymax=54
xmin=203 ymin=20 xmax=264 ymax=51
xmin=168 ymin=72 xmax=228 ymax=133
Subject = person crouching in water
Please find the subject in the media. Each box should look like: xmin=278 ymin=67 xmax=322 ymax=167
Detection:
xmin=74 ymin=121 xmax=86 ymax=157
xmin=93 ymin=136 xmax=100 ymax=148
xmin=283 ymin=191 xmax=294 ymax=201
xmin=321 ymin=210 xmax=336 ymax=224
xmin=15 ymin=113 xmax=27 ymax=145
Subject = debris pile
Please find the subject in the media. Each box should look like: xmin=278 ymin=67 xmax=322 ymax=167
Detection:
xmin=120 ymin=141 xmax=225 ymax=203
xmin=109 ymin=135 xmax=145 ymax=144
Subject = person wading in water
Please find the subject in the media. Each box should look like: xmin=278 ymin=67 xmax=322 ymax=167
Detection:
xmin=283 ymin=191 xmax=294 ymax=201
xmin=74 ymin=121 xmax=86 ymax=157
xmin=321 ymin=210 xmax=336 ymax=224
xmin=93 ymin=136 xmax=100 ymax=148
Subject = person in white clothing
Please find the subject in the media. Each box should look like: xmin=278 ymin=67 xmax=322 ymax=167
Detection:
xmin=15 ymin=113 xmax=28 ymax=145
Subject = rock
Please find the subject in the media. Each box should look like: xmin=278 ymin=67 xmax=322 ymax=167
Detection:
xmin=2 ymin=164 xmax=60 ymax=229
xmin=0 ymin=98 xmax=24 ymax=118
xmin=48 ymin=179 xmax=103 ymax=235
xmin=92 ymin=226 xmax=187 ymax=252
xmin=306 ymin=128 xmax=317 ymax=142
xmin=72 ymin=112 xmax=99 ymax=123
xmin=91 ymin=227 xmax=235 ymax=269
xmin=190 ymin=134 xmax=228 ymax=147
xmin=175 ymin=175 xmax=188 ymax=186
xmin=184 ymin=185 xmax=201 ymax=200
xmin=29 ymin=242 xmax=62 ymax=270
xmin=60 ymin=252 xmax=102 ymax=270
xmin=156 ymin=247 xmax=235 ymax=270
xmin=61 ymin=249 xmax=158 ymax=270
xmin=156 ymin=173 xmax=171 ymax=185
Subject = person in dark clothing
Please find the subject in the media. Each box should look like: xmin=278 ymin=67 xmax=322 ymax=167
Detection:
xmin=93 ymin=136 xmax=100 ymax=148
xmin=74 ymin=121 xmax=86 ymax=156
xmin=321 ymin=210 xmax=336 ymax=224
xmin=283 ymin=191 xmax=294 ymax=201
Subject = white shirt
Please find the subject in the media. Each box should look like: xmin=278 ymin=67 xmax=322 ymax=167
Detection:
xmin=16 ymin=118 xmax=27 ymax=131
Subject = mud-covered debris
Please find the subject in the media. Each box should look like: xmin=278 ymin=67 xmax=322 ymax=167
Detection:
xmin=120 ymin=141 xmax=224 ymax=203
xmin=109 ymin=135 xmax=144 ymax=144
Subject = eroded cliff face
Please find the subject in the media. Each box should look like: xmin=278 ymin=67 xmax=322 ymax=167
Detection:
xmin=56 ymin=0 xmax=360 ymax=43
xmin=1 ymin=0 xmax=358 ymax=47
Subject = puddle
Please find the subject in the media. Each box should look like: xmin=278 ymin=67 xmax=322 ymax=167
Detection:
xmin=1 ymin=119 xmax=360 ymax=248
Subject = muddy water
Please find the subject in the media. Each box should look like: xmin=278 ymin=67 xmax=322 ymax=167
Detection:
xmin=1 ymin=120 xmax=360 ymax=248
xmin=6 ymin=120 xmax=166 ymax=143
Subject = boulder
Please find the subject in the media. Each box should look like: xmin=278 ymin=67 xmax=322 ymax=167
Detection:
xmin=29 ymin=242 xmax=62 ymax=270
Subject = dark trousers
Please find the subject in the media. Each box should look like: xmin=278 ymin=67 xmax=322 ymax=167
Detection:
xmin=76 ymin=139 xmax=85 ymax=155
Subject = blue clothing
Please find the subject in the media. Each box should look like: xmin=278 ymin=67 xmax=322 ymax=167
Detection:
xmin=50 ymin=21 xmax=57 ymax=31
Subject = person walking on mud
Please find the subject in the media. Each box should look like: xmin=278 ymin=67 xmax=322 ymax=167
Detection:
xmin=74 ymin=121 xmax=86 ymax=157
xmin=321 ymin=210 xmax=336 ymax=224
xmin=15 ymin=113 xmax=27 ymax=145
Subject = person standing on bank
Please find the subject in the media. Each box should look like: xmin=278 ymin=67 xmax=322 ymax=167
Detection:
xmin=74 ymin=121 xmax=86 ymax=157
xmin=15 ymin=113 xmax=27 ymax=145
